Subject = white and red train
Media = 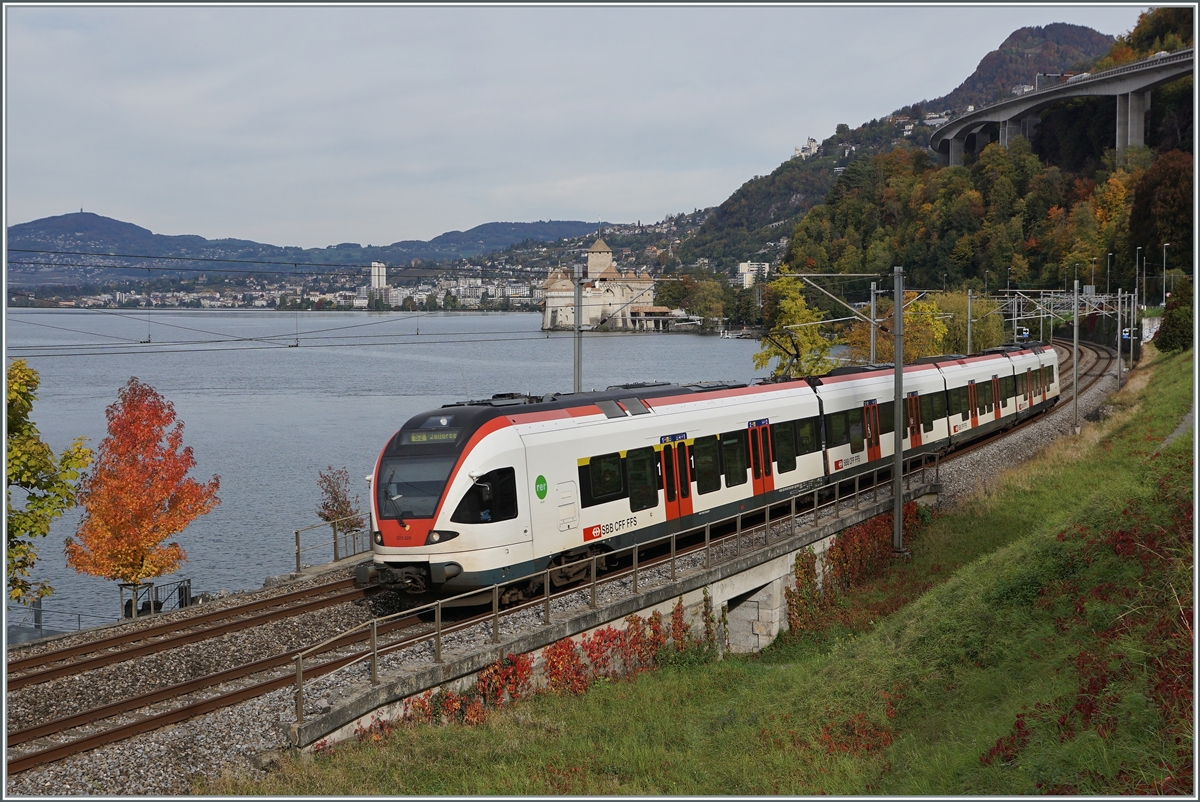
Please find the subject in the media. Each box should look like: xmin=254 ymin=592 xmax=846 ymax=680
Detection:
xmin=368 ymin=344 xmax=1060 ymax=598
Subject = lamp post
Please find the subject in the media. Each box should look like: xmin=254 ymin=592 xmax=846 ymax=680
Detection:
xmin=892 ymin=266 xmax=904 ymax=555
xmin=1090 ymin=257 xmax=1097 ymax=288
xmin=1106 ymin=252 xmax=1112 ymax=295
xmin=943 ymin=273 xmax=947 ymax=293
xmin=985 ymin=270 xmax=989 ymax=295
xmin=1162 ymin=243 xmax=1169 ymax=305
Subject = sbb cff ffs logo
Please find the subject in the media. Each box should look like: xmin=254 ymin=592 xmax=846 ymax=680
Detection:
xmin=584 ymin=524 xmax=602 ymax=541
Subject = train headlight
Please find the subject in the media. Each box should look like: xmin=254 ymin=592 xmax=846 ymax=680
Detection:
xmin=425 ymin=530 xmax=459 ymax=545
xmin=372 ymin=531 xmax=383 ymax=545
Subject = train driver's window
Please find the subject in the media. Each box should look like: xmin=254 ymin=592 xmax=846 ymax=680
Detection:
xmin=692 ymin=436 xmax=721 ymax=495
xmin=625 ymin=447 xmax=659 ymax=512
xmin=590 ymin=453 xmax=624 ymax=501
xmin=848 ymin=407 xmax=864 ymax=453
xmin=721 ymin=430 xmax=748 ymax=487
xmin=450 ymin=467 xmax=517 ymax=524
xmin=772 ymin=421 xmax=797 ymax=474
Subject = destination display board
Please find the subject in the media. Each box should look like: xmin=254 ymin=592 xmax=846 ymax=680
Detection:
xmin=400 ymin=429 xmax=461 ymax=446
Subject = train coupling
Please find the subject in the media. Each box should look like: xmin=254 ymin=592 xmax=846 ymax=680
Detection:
xmin=354 ymin=562 xmax=378 ymax=588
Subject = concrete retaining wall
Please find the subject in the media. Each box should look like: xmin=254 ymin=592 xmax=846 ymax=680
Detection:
xmin=290 ymin=483 xmax=939 ymax=751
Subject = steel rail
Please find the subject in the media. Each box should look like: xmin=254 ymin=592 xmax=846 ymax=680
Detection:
xmin=7 ymin=584 xmax=376 ymax=691
xmin=6 ymin=577 xmax=362 ymax=675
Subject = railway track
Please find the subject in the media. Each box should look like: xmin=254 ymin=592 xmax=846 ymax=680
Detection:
xmin=5 ymin=340 xmax=1123 ymax=776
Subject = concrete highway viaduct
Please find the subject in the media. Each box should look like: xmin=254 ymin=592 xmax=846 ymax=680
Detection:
xmin=930 ymin=48 xmax=1193 ymax=166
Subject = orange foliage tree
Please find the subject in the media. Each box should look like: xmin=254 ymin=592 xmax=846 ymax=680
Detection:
xmin=65 ymin=378 xmax=220 ymax=585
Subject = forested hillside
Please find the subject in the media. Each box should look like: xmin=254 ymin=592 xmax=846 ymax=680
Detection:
xmin=780 ymin=8 xmax=1192 ymax=296
xmin=676 ymin=22 xmax=1117 ymax=271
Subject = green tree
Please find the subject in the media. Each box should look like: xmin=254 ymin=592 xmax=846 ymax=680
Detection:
xmin=6 ymin=360 xmax=93 ymax=601
xmin=936 ymin=291 xmax=1006 ymax=354
xmin=1153 ymin=275 xmax=1193 ymax=352
xmin=423 ymin=293 xmax=440 ymax=311
xmin=753 ymin=277 xmax=839 ymax=377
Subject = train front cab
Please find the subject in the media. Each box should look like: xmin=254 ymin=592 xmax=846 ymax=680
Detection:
xmin=372 ymin=410 xmax=535 ymax=597
xmin=811 ymin=363 xmax=950 ymax=485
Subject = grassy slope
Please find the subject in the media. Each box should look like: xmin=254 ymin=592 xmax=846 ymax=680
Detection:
xmin=217 ymin=348 xmax=1193 ymax=796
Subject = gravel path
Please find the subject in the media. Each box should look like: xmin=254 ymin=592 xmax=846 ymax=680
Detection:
xmin=5 ymin=345 xmax=1121 ymax=796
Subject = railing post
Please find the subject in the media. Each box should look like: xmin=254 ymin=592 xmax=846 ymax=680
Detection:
xmin=632 ymin=546 xmax=639 ymax=594
xmin=936 ymin=452 xmax=941 ymax=483
xmin=735 ymin=514 xmax=742 ymax=556
xmin=790 ymin=495 xmax=796 ymax=530
xmin=434 ymin=601 xmax=443 ymax=663
xmin=873 ymin=468 xmax=878 ymax=500
xmin=370 ymin=619 xmax=379 ymax=685
xmin=294 ymin=530 xmax=301 ymax=573
xmin=765 ymin=505 xmax=771 ymax=542
xmin=704 ymin=524 xmax=711 ymax=569
xmin=332 ymin=521 xmax=339 ymax=562
xmin=670 ymin=533 xmax=677 ymax=581
xmin=492 ymin=584 xmax=501 ymax=643
xmin=590 ymin=556 xmax=598 ymax=610
xmin=544 ymin=570 xmax=552 ymax=624
xmin=835 ymin=480 xmax=841 ymax=517
xmin=294 ymin=656 xmax=304 ymax=725
xmin=813 ymin=489 xmax=819 ymax=525
xmin=854 ymin=474 xmax=860 ymax=510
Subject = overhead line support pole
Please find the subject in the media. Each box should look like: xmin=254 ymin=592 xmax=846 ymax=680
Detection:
xmin=573 ymin=264 xmax=583 ymax=393
xmin=892 ymin=266 xmax=905 ymax=555
xmin=1073 ymin=279 xmax=1080 ymax=434
xmin=869 ymin=281 xmax=877 ymax=363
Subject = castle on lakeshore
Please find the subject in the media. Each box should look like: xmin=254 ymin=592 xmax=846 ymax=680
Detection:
xmin=541 ymin=238 xmax=669 ymax=331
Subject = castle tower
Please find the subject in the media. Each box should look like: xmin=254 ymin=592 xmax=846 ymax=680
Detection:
xmin=586 ymin=239 xmax=613 ymax=280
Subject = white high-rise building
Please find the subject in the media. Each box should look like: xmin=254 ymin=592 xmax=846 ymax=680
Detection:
xmin=370 ymin=261 xmax=387 ymax=290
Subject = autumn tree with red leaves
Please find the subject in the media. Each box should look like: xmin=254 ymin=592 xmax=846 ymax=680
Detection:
xmin=65 ymin=378 xmax=220 ymax=585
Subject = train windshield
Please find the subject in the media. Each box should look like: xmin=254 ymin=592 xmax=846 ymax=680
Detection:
xmin=377 ymin=455 xmax=457 ymax=519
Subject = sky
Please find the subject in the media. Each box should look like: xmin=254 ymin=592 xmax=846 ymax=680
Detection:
xmin=5 ymin=4 xmax=1149 ymax=249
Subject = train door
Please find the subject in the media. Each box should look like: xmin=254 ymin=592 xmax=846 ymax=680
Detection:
xmin=659 ymin=443 xmax=693 ymax=522
xmin=906 ymin=392 xmax=923 ymax=448
xmin=748 ymin=421 xmax=774 ymax=497
xmin=966 ymin=381 xmax=979 ymax=429
xmin=863 ymin=401 xmax=882 ymax=461
xmin=991 ymin=376 xmax=1002 ymax=420
xmin=1024 ymin=367 xmax=1033 ymax=406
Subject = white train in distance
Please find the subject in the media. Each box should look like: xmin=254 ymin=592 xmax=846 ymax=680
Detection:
xmin=364 ymin=343 xmax=1060 ymax=600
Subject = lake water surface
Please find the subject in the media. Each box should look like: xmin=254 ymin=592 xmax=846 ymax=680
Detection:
xmin=6 ymin=309 xmax=765 ymax=626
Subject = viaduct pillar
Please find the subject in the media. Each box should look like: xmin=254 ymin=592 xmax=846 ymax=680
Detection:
xmin=1117 ymin=91 xmax=1151 ymax=154
xmin=948 ymin=137 xmax=964 ymax=167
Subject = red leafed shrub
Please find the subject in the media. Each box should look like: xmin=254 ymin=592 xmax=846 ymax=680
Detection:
xmin=542 ymin=638 xmax=590 ymax=695
xmin=402 ymin=691 xmax=434 ymax=725
xmin=670 ymin=598 xmax=688 ymax=651
xmin=581 ymin=626 xmax=623 ymax=677
xmin=477 ymin=653 xmax=533 ymax=707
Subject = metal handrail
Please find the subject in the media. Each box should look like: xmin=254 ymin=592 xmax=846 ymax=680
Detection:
xmin=292 ymin=454 xmax=940 ymax=723
xmin=293 ymin=512 xmax=369 ymax=571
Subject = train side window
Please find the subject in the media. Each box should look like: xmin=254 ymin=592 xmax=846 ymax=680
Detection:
xmin=978 ymin=381 xmax=993 ymax=413
xmin=590 ymin=453 xmax=624 ymax=501
xmin=1047 ymin=365 xmax=1055 ymax=385
xmin=692 ymin=436 xmax=721 ymax=495
xmin=677 ymin=444 xmax=690 ymax=499
xmin=825 ymin=411 xmax=848 ymax=447
xmin=1001 ymin=376 xmax=1015 ymax=402
xmin=721 ymin=430 xmax=748 ymax=487
xmin=796 ymin=417 xmax=821 ymax=454
xmin=626 ymin=447 xmax=659 ymax=512
xmin=450 ymin=467 xmax=518 ymax=524
xmin=931 ymin=391 xmax=946 ymax=424
xmin=878 ymin=401 xmax=894 ymax=435
xmin=772 ymin=421 xmax=797 ymax=474
xmin=920 ymin=394 xmax=935 ymax=433
xmin=1017 ymin=372 xmax=1026 ymax=397
xmin=848 ymin=407 xmax=864 ymax=453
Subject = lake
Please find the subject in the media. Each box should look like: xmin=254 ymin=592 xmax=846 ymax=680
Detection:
xmin=5 ymin=309 xmax=765 ymax=627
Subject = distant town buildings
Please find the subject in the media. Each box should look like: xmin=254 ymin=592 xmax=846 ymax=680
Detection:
xmin=736 ymin=262 xmax=769 ymax=289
